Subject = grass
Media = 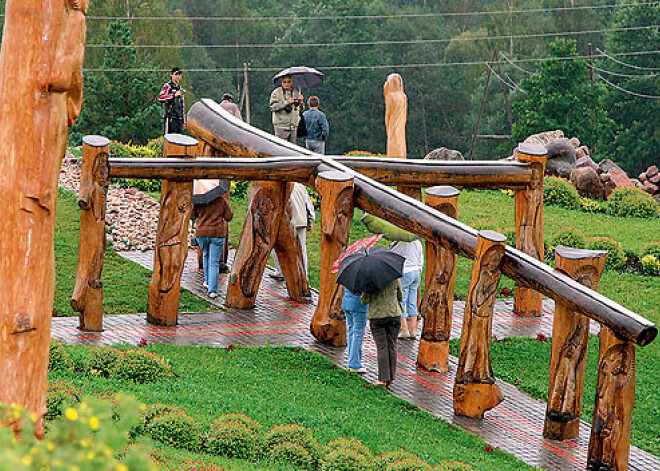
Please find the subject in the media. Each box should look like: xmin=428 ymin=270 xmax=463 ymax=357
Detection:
xmin=52 ymin=344 xmax=535 ymax=470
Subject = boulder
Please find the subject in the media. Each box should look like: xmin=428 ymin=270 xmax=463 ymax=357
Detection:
xmin=570 ymin=166 xmax=604 ymax=199
xmin=523 ymin=130 xmax=565 ymax=147
xmin=609 ymin=168 xmax=634 ymax=189
xmin=639 ymin=172 xmax=648 ymax=182
xmin=569 ymin=137 xmax=581 ymax=148
xmin=545 ymin=139 xmax=576 ymax=178
xmin=641 ymin=181 xmax=659 ymax=194
xmin=575 ymin=146 xmax=590 ymax=159
xmin=650 ymin=173 xmax=660 ymax=185
xmin=598 ymin=159 xmax=624 ymax=175
xmin=646 ymin=165 xmax=659 ymax=178
xmin=424 ymin=147 xmax=464 ymax=161
xmin=576 ymin=155 xmax=598 ymax=171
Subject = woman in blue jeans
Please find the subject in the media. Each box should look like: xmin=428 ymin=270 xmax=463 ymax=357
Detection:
xmin=390 ymin=240 xmax=424 ymax=339
xmin=342 ymin=288 xmax=368 ymax=373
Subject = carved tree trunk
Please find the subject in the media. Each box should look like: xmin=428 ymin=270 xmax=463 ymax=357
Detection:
xmin=454 ymin=230 xmax=506 ymax=418
xmin=71 ymin=136 xmax=110 ymax=332
xmin=514 ymin=143 xmax=547 ymax=317
xmin=273 ymin=199 xmax=311 ymax=303
xmin=311 ymin=171 xmax=355 ymax=346
xmin=544 ymin=246 xmax=607 ymax=440
xmin=587 ymin=327 xmax=636 ymax=471
xmin=147 ymin=134 xmax=198 ymax=325
xmin=417 ymin=186 xmax=460 ymax=372
xmin=0 ymin=0 xmax=87 ymax=435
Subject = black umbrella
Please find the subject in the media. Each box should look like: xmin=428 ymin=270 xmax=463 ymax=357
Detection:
xmin=273 ymin=66 xmax=324 ymax=89
xmin=192 ymin=179 xmax=230 ymax=205
xmin=337 ymin=246 xmax=405 ymax=294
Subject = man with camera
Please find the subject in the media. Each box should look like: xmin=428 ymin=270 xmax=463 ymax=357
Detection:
xmin=269 ymin=75 xmax=303 ymax=143
xmin=158 ymin=67 xmax=185 ymax=134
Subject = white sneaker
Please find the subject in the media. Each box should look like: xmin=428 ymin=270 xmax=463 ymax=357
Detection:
xmin=348 ymin=367 xmax=367 ymax=374
xmin=208 ymin=292 xmax=218 ymax=299
xmin=203 ymin=282 xmax=209 ymax=290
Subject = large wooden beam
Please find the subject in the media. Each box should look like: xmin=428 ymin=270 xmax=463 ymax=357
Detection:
xmin=186 ymin=99 xmax=657 ymax=346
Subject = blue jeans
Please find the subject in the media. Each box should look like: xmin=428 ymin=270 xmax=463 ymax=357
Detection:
xmin=305 ymin=139 xmax=326 ymax=154
xmin=400 ymin=270 xmax=421 ymax=318
xmin=345 ymin=309 xmax=367 ymax=369
xmin=197 ymin=237 xmax=225 ymax=294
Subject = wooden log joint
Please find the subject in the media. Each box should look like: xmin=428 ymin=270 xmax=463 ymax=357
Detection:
xmin=147 ymin=134 xmax=198 ymax=325
xmin=417 ymin=186 xmax=460 ymax=373
xmin=514 ymin=142 xmax=548 ymax=317
xmin=454 ymin=230 xmax=506 ymax=418
xmin=71 ymin=135 xmax=110 ymax=332
xmin=311 ymin=171 xmax=355 ymax=347
xmin=544 ymin=246 xmax=607 ymax=440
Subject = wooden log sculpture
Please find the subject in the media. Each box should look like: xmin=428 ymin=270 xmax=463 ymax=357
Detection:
xmin=0 ymin=0 xmax=88 ymax=435
xmin=311 ymin=171 xmax=355 ymax=346
xmin=514 ymin=143 xmax=548 ymax=317
xmin=147 ymin=134 xmax=198 ymax=326
xmin=454 ymin=230 xmax=506 ymax=418
xmin=71 ymin=136 xmax=110 ymax=332
xmin=587 ymin=328 xmax=636 ymax=471
xmin=544 ymin=246 xmax=607 ymax=440
xmin=417 ymin=186 xmax=460 ymax=372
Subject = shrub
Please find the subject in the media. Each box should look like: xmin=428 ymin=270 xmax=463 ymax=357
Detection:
xmin=49 ymin=340 xmax=73 ymax=371
xmin=344 ymin=150 xmax=384 ymax=157
xmin=230 ymin=180 xmax=251 ymax=199
xmin=579 ymin=197 xmax=606 ymax=213
xmin=140 ymin=402 xmax=185 ymax=428
xmin=325 ymin=438 xmax=374 ymax=458
xmin=263 ymin=424 xmax=320 ymax=465
xmin=617 ymin=193 xmax=659 ymax=219
xmin=45 ymin=382 xmax=81 ymax=421
xmin=86 ymin=346 xmax=122 ymax=377
xmin=144 ymin=410 xmax=202 ymax=451
xmin=110 ymin=141 xmax=161 ymax=192
xmin=146 ymin=136 xmax=164 ymax=157
xmin=586 ymin=236 xmax=626 ymax=270
xmin=641 ymin=255 xmax=660 ymax=276
xmin=320 ymin=447 xmax=373 ymax=471
xmin=469 ymin=219 xmax=500 ymax=232
xmin=213 ymin=412 xmax=263 ymax=433
xmin=543 ymin=176 xmax=580 ymax=210
xmin=111 ymin=349 xmax=173 ymax=383
xmin=642 ymin=241 xmax=660 ymax=259
xmin=376 ymin=450 xmax=432 ymax=471
xmin=545 ymin=226 xmax=587 ymax=256
xmin=433 ymin=461 xmax=476 ymax=471
xmin=268 ymin=441 xmax=315 ymax=469
xmin=203 ymin=420 xmax=259 ymax=459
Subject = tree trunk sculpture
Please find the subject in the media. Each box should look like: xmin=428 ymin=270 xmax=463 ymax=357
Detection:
xmin=454 ymin=230 xmax=506 ymax=418
xmin=311 ymin=171 xmax=355 ymax=346
xmin=0 ymin=0 xmax=88 ymax=436
xmin=71 ymin=136 xmax=110 ymax=332
xmin=417 ymin=186 xmax=460 ymax=372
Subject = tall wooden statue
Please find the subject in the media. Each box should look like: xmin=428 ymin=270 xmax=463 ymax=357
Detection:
xmin=147 ymin=134 xmax=198 ymax=326
xmin=417 ymin=186 xmax=460 ymax=372
xmin=544 ymin=246 xmax=607 ymax=440
xmin=311 ymin=171 xmax=355 ymax=346
xmin=454 ymin=230 xmax=506 ymax=418
xmin=71 ymin=136 xmax=110 ymax=332
xmin=514 ymin=143 xmax=547 ymax=317
xmin=0 ymin=0 xmax=88 ymax=435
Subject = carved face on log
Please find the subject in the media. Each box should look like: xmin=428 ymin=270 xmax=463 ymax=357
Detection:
xmin=92 ymin=153 xmax=109 ymax=189
xmin=331 ymin=188 xmax=353 ymax=247
xmin=574 ymin=265 xmax=600 ymax=290
xmin=600 ymin=343 xmax=634 ymax=383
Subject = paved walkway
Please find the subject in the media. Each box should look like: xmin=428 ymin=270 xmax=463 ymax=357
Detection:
xmin=51 ymin=249 xmax=658 ymax=471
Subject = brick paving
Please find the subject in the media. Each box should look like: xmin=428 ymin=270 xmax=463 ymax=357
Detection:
xmin=51 ymin=249 xmax=658 ymax=471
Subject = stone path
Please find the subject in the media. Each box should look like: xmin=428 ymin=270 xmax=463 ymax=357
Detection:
xmin=51 ymin=249 xmax=659 ymax=471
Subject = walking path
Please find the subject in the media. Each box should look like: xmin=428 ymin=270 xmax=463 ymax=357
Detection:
xmin=51 ymin=249 xmax=658 ymax=471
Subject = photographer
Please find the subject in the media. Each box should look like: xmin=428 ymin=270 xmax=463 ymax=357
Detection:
xmin=158 ymin=67 xmax=185 ymax=134
xmin=269 ymin=74 xmax=303 ymax=143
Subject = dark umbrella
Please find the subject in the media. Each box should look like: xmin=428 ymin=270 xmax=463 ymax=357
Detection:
xmin=273 ymin=66 xmax=324 ymax=89
xmin=337 ymin=246 xmax=405 ymax=294
xmin=192 ymin=179 xmax=230 ymax=205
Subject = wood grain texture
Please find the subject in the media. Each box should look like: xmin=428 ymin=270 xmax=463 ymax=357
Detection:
xmin=384 ymin=74 xmax=407 ymax=160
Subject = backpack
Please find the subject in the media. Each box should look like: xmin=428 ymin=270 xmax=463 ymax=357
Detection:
xmin=297 ymin=110 xmax=307 ymax=138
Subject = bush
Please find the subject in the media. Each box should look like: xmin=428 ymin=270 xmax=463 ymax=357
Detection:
xmin=641 ymin=255 xmax=660 ymax=276
xmin=320 ymin=447 xmax=373 ymax=471
xmin=263 ymin=424 xmax=320 ymax=465
xmin=543 ymin=176 xmax=580 ymax=210
xmin=268 ymin=441 xmax=315 ymax=469
xmin=49 ymin=340 xmax=73 ymax=372
xmin=325 ymin=438 xmax=373 ymax=458
xmin=140 ymin=402 xmax=185 ymax=428
xmin=213 ymin=412 xmax=263 ymax=433
xmin=545 ymin=226 xmax=587 ymax=258
xmin=111 ymin=349 xmax=173 ymax=383
xmin=642 ymin=241 xmax=660 ymax=259
xmin=586 ymin=236 xmax=626 ymax=270
xmin=86 ymin=346 xmax=122 ymax=377
xmin=376 ymin=450 xmax=432 ymax=471
xmin=45 ymin=382 xmax=81 ymax=421
xmin=146 ymin=136 xmax=164 ymax=157
xmin=433 ymin=461 xmax=476 ymax=471
xmin=144 ymin=410 xmax=202 ymax=451
xmin=230 ymin=180 xmax=251 ymax=199
xmin=579 ymin=197 xmax=606 ymax=213
xmin=617 ymin=193 xmax=659 ymax=219
xmin=203 ymin=420 xmax=260 ymax=459
xmin=110 ymin=141 xmax=161 ymax=192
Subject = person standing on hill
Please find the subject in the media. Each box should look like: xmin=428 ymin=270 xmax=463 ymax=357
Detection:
xmin=270 ymin=74 xmax=303 ymax=143
xmin=302 ymin=96 xmax=329 ymax=154
xmin=158 ymin=67 xmax=185 ymax=134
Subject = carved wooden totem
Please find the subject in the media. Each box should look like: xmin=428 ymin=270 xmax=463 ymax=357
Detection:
xmin=417 ymin=186 xmax=460 ymax=372
xmin=514 ymin=143 xmax=547 ymax=317
xmin=71 ymin=136 xmax=110 ymax=332
xmin=147 ymin=134 xmax=198 ymax=326
xmin=587 ymin=328 xmax=636 ymax=471
xmin=0 ymin=0 xmax=88 ymax=435
xmin=454 ymin=230 xmax=506 ymax=418
xmin=311 ymin=171 xmax=355 ymax=347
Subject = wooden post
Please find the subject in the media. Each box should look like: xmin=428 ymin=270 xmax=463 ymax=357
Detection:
xmin=417 ymin=186 xmax=460 ymax=372
xmin=454 ymin=230 xmax=506 ymax=418
xmin=147 ymin=134 xmax=198 ymax=326
xmin=544 ymin=246 xmax=607 ymax=440
xmin=587 ymin=328 xmax=636 ymax=471
xmin=71 ymin=135 xmax=110 ymax=332
xmin=311 ymin=171 xmax=355 ymax=346
xmin=514 ymin=143 xmax=547 ymax=317
xmin=0 ymin=0 xmax=88 ymax=436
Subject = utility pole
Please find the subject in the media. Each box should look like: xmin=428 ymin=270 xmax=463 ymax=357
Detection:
xmin=243 ymin=62 xmax=251 ymax=124
xmin=494 ymin=49 xmax=514 ymax=133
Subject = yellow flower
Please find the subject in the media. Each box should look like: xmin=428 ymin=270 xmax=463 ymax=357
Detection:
xmin=89 ymin=416 xmax=100 ymax=431
xmin=65 ymin=408 xmax=78 ymax=421
xmin=21 ymin=455 xmax=32 ymax=465
xmin=116 ymin=464 xmax=129 ymax=471
xmin=47 ymin=441 xmax=55 ymax=451
xmin=87 ymin=451 xmax=95 ymax=460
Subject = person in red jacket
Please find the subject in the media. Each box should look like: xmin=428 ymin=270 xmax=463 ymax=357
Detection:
xmin=158 ymin=67 xmax=185 ymax=134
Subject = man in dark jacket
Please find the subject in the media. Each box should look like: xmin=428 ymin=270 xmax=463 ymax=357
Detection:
xmin=158 ymin=67 xmax=185 ymax=134
xmin=302 ymin=96 xmax=329 ymax=154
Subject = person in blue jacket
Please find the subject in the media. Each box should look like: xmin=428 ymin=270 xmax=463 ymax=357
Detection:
xmin=302 ymin=96 xmax=329 ymax=154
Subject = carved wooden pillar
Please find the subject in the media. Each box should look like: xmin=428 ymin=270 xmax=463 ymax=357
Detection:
xmin=417 ymin=186 xmax=459 ymax=372
xmin=226 ymin=181 xmax=289 ymax=308
xmin=454 ymin=230 xmax=506 ymax=418
xmin=587 ymin=328 xmax=636 ymax=471
xmin=147 ymin=134 xmax=198 ymax=326
xmin=544 ymin=246 xmax=607 ymax=440
xmin=71 ymin=135 xmax=110 ymax=332
xmin=310 ymin=171 xmax=355 ymax=346
xmin=514 ymin=143 xmax=547 ymax=317
xmin=0 ymin=0 xmax=88 ymax=436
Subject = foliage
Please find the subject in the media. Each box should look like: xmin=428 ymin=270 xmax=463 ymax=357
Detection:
xmin=320 ymin=447 xmax=373 ymax=471
xmin=545 ymin=226 xmax=587 ymax=258
xmin=45 ymin=382 xmax=81 ymax=421
xmin=326 ymin=437 xmax=374 ymax=458
xmin=263 ymin=423 xmax=320 ymax=463
xmin=110 ymin=141 xmax=162 ymax=192
xmin=204 ymin=420 xmax=260 ymax=460
xmin=111 ymin=349 xmax=174 ymax=383
xmin=376 ymin=450 xmax=432 ymax=471
xmin=146 ymin=137 xmax=165 ymax=158
xmin=608 ymin=189 xmax=660 ymax=219
xmin=267 ymin=441 xmax=314 ymax=469
xmin=230 ymin=180 xmax=251 ymax=199
xmin=433 ymin=461 xmax=475 ymax=471
xmin=640 ymin=255 xmax=660 ymax=276
xmin=586 ymin=236 xmax=626 ymax=270
xmin=144 ymin=410 xmax=202 ymax=451
xmin=49 ymin=340 xmax=74 ymax=372
xmin=642 ymin=241 xmax=660 ymax=259
xmin=86 ymin=346 xmax=122 ymax=377
xmin=579 ymin=197 xmax=606 ymax=214
xmin=543 ymin=176 xmax=580 ymax=210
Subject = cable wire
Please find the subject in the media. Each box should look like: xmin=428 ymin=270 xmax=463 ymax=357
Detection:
xmin=596 ymin=46 xmax=660 ymax=71
xmin=588 ymin=64 xmax=658 ymax=78
xmin=498 ymin=52 xmax=539 ymax=76
xmin=597 ymin=74 xmax=660 ymax=98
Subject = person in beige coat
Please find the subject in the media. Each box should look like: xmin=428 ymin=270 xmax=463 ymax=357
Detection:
xmin=269 ymin=75 xmax=303 ymax=143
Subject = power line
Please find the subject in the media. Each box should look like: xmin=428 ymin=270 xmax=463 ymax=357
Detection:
xmin=588 ymin=64 xmax=658 ymax=78
xmin=485 ymin=62 xmax=527 ymax=93
xmin=596 ymin=47 xmax=660 ymax=71
xmin=84 ymin=24 xmax=660 ymax=50
xmin=597 ymin=74 xmax=660 ymax=98
xmin=498 ymin=52 xmax=539 ymax=76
